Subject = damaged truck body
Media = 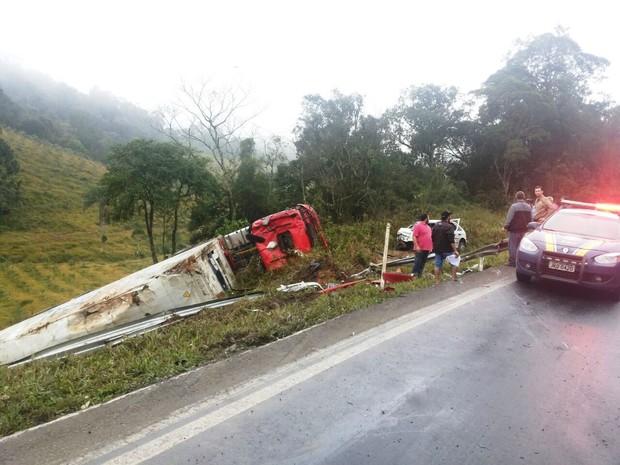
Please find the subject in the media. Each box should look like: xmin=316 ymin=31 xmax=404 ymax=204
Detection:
xmin=0 ymin=238 xmax=236 ymax=366
xmin=0 ymin=204 xmax=327 ymax=366
xmin=223 ymin=204 xmax=328 ymax=270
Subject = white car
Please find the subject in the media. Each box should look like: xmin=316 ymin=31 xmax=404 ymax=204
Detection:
xmin=396 ymin=218 xmax=468 ymax=252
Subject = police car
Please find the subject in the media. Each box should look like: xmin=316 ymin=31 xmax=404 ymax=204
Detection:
xmin=516 ymin=200 xmax=620 ymax=300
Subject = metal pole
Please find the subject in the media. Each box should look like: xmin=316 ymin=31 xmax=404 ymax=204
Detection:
xmin=380 ymin=223 xmax=391 ymax=290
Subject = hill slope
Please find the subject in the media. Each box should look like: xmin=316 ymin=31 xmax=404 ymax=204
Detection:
xmin=0 ymin=128 xmax=150 ymax=329
xmin=0 ymin=59 xmax=162 ymax=161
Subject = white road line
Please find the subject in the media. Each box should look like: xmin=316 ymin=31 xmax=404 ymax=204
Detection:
xmin=75 ymin=276 xmax=513 ymax=465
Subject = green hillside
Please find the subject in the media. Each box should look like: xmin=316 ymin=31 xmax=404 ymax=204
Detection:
xmin=0 ymin=128 xmax=150 ymax=329
xmin=0 ymin=60 xmax=162 ymax=161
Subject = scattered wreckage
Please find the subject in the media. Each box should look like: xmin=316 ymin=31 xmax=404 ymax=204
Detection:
xmin=279 ymin=236 xmax=510 ymax=292
xmin=0 ymin=204 xmax=328 ymax=366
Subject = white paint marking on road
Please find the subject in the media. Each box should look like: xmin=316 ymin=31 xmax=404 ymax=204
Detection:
xmin=75 ymin=276 xmax=514 ymax=465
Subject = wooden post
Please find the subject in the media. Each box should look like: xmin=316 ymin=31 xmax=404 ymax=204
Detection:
xmin=380 ymin=223 xmax=391 ymax=290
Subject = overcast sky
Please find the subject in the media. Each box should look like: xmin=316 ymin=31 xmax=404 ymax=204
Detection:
xmin=2 ymin=0 xmax=618 ymax=140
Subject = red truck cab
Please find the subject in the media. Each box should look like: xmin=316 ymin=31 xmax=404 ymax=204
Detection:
xmin=250 ymin=204 xmax=328 ymax=270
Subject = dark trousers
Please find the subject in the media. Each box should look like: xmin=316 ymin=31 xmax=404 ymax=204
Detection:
xmin=508 ymin=231 xmax=526 ymax=265
xmin=412 ymin=250 xmax=430 ymax=277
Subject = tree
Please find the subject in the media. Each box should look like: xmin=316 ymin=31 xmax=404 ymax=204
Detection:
xmin=272 ymin=158 xmax=307 ymax=211
xmin=261 ymin=135 xmax=288 ymax=206
xmin=83 ymin=186 xmax=109 ymax=252
xmin=474 ymin=70 xmax=554 ymax=200
xmin=293 ymin=91 xmax=383 ymax=222
xmin=233 ymin=138 xmax=271 ymax=222
xmin=97 ymin=139 xmax=216 ymax=263
xmin=507 ymin=28 xmax=609 ymax=104
xmin=473 ymin=30 xmax=612 ymax=200
xmin=0 ymin=89 xmax=21 ymax=126
xmin=372 ymin=85 xmax=471 ymax=207
xmin=383 ymin=84 xmax=471 ymax=169
xmin=186 ymin=190 xmax=229 ymax=244
xmin=157 ymin=81 xmax=260 ymax=222
xmin=0 ymin=134 xmax=20 ymax=217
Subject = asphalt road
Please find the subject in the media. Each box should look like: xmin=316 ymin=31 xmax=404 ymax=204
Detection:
xmin=2 ymin=266 xmax=619 ymax=465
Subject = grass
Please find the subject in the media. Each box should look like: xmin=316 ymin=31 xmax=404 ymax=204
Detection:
xmin=0 ymin=263 xmax=442 ymax=437
xmin=0 ymin=127 xmax=510 ymax=437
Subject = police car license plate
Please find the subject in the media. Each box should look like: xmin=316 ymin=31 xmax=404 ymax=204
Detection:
xmin=548 ymin=261 xmax=575 ymax=273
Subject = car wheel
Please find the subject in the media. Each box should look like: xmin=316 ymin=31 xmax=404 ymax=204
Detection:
xmin=395 ymin=240 xmax=408 ymax=251
xmin=516 ymin=271 xmax=531 ymax=283
xmin=610 ymin=286 xmax=620 ymax=302
xmin=458 ymin=239 xmax=466 ymax=253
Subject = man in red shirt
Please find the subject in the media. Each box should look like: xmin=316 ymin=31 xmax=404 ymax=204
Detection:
xmin=411 ymin=213 xmax=433 ymax=277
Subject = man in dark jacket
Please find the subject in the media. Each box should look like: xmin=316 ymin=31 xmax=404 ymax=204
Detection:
xmin=503 ymin=191 xmax=532 ymax=267
xmin=432 ymin=210 xmax=460 ymax=284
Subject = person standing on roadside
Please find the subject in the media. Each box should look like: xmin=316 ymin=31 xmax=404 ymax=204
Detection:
xmin=503 ymin=191 xmax=532 ymax=267
xmin=432 ymin=210 xmax=460 ymax=284
xmin=411 ymin=212 xmax=432 ymax=278
xmin=533 ymin=185 xmax=554 ymax=223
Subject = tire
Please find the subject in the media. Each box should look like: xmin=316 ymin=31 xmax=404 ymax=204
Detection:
xmin=516 ymin=271 xmax=531 ymax=283
xmin=396 ymin=240 xmax=412 ymax=251
xmin=458 ymin=239 xmax=466 ymax=253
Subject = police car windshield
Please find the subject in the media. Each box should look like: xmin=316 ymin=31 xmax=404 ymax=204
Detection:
xmin=544 ymin=211 xmax=620 ymax=240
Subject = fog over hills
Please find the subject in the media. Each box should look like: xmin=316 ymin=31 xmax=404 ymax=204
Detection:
xmin=0 ymin=59 xmax=162 ymax=161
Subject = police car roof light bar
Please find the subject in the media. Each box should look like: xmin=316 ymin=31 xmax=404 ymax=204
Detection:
xmin=560 ymin=199 xmax=597 ymax=209
xmin=560 ymin=199 xmax=620 ymax=214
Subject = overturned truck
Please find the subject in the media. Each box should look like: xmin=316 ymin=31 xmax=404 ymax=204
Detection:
xmin=0 ymin=204 xmax=328 ymax=366
xmin=0 ymin=238 xmax=236 ymax=366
